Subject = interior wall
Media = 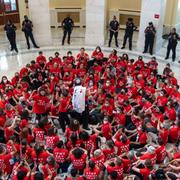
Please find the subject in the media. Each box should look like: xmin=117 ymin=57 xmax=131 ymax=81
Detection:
xmin=49 ymin=0 xmax=85 ymax=9
xmin=17 ymin=0 xmax=178 ymax=27
xmin=108 ymin=0 xmax=141 ymax=11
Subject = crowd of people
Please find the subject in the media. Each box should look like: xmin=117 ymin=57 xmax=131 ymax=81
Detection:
xmin=0 ymin=47 xmax=179 ymax=180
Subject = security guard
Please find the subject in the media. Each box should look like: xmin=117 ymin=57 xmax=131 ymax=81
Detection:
xmin=121 ymin=18 xmax=137 ymax=50
xmin=62 ymin=15 xmax=74 ymax=45
xmin=4 ymin=20 xmax=18 ymax=53
xmin=143 ymin=22 xmax=156 ymax=55
xmin=165 ymin=28 xmax=179 ymax=62
xmin=108 ymin=16 xmax=119 ymax=48
xmin=22 ymin=15 xmax=39 ymax=49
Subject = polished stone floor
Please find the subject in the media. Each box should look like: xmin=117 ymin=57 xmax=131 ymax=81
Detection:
xmin=0 ymin=28 xmax=179 ymax=83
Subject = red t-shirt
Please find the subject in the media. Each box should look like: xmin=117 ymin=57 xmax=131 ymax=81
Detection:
xmin=70 ymin=153 xmax=87 ymax=170
xmin=91 ymin=154 xmax=105 ymax=170
xmin=107 ymin=164 xmax=123 ymax=180
xmin=169 ymin=125 xmax=180 ymax=142
xmin=140 ymin=168 xmax=151 ymax=180
xmin=84 ymin=167 xmax=100 ymax=180
xmin=115 ymin=139 xmax=130 ymax=155
xmin=46 ymin=135 xmax=59 ymax=149
xmin=155 ymin=145 xmax=167 ymax=163
xmin=32 ymin=94 xmax=50 ymax=114
xmin=91 ymin=51 xmax=104 ymax=60
xmin=53 ymin=147 xmax=69 ymax=163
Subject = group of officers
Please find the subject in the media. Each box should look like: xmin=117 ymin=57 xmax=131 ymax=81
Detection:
xmin=4 ymin=15 xmax=179 ymax=62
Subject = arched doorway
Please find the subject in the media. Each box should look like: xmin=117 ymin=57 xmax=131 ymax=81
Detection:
xmin=0 ymin=0 xmax=20 ymax=25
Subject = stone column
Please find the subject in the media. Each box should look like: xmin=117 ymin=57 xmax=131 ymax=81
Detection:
xmin=28 ymin=0 xmax=52 ymax=46
xmin=137 ymin=0 xmax=167 ymax=53
xmin=85 ymin=0 xmax=107 ymax=46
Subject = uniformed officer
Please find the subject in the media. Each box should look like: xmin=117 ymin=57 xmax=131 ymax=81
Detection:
xmin=4 ymin=20 xmax=18 ymax=53
xmin=62 ymin=15 xmax=74 ymax=45
xmin=22 ymin=15 xmax=39 ymax=49
xmin=165 ymin=28 xmax=179 ymax=62
xmin=143 ymin=22 xmax=156 ymax=55
xmin=121 ymin=18 xmax=137 ymax=50
xmin=108 ymin=16 xmax=119 ymax=48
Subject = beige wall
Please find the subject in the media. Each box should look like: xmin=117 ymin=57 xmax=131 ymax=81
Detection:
xmin=18 ymin=0 xmax=28 ymax=24
xmin=108 ymin=0 xmax=141 ymax=11
xmin=49 ymin=0 xmax=85 ymax=9
xmin=17 ymin=0 xmax=179 ymax=26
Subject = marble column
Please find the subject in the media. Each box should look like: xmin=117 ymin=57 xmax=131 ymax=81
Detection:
xmin=28 ymin=0 xmax=52 ymax=46
xmin=137 ymin=0 xmax=167 ymax=53
xmin=85 ymin=0 xmax=107 ymax=46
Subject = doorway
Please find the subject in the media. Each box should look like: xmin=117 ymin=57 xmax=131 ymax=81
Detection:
xmin=0 ymin=0 xmax=20 ymax=25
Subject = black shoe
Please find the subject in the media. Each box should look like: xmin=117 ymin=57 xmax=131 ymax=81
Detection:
xmin=178 ymin=61 xmax=180 ymax=63
xmin=116 ymin=45 xmax=119 ymax=48
xmin=129 ymin=48 xmax=132 ymax=51
xmin=165 ymin=57 xmax=168 ymax=60
xmin=121 ymin=46 xmax=125 ymax=49
xmin=15 ymin=49 xmax=18 ymax=53
xmin=108 ymin=45 xmax=111 ymax=47
xmin=172 ymin=59 xmax=175 ymax=62
xmin=34 ymin=46 xmax=40 ymax=48
xmin=27 ymin=47 xmax=30 ymax=50
xmin=62 ymin=43 xmax=64 ymax=46
xmin=10 ymin=48 xmax=13 ymax=51
xmin=143 ymin=51 xmax=146 ymax=54
xmin=150 ymin=53 xmax=153 ymax=55
xmin=67 ymin=42 xmax=70 ymax=45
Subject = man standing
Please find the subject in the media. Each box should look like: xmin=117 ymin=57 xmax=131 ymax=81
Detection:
xmin=4 ymin=20 xmax=18 ymax=53
xmin=72 ymin=78 xmax=89 ymax=130
xmin=143 ymin=22 xmax=156 ymax=55
xmin=165 ymin=28 xmax=179 ymax=62
xmin=108 ymin=16 xmax=119 ymax=48
xmin=62 ymin=15 xmax=74 ymax=45
xmin=121 ymin=18 xmax=137 ymax=50
xmin=22 ymin=15 xmax=39 ymax=49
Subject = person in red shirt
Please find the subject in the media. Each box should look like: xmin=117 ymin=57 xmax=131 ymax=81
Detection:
xmin=36 ymin=51 xmax=46 ymax=68
xmin=84 ymin=160 xmax=101 ymax=180
xmin=168 ymin=120 xmax=180 ymax=143
xmin=93 ymin=117 xmax=112 ymax=140
xmin=70 ymin=147 xmax=87 ymax=174
xmin=91 ymin=46 xmax=104 ymax=66
xmin=113 ymin=135 xmax=130 ymax=155
xmin=76 ymin=47 xmax=89 ymax=67
xmin=91 ymin=149 xmax=105 ymax=170
xmin=132 ymin=159 xmax=153 ymax=180
xmin=58 ymin=91 xmax=71 ymax=132
xmin=154 ymin=138 xmax=167 ymax=163
xmin=32 ymin=88 xmax=50 ymax=121
xmin=134 ymin=56 xmax=144 ymax=69
xmin=53 ymin=141 xmax=69 ymax=173
xmin=65 ymin=168 xmax=84 ymax=180
xmin=52 ymin=52 xmax=62 ymax=65
xmin=105 ymin=157 xmax=124 ymax=180
xmin=45 ymin=127 xmax=60 ymax=150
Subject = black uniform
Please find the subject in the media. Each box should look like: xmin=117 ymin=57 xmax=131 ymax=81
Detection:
xmin=22 ymin=19 xmax=39 ymax=49
xmin=4 ymin=23 xmax=18 ymax=52
xmin=108 ymin=20 xmax=119 ymax=47
xmin=62 ymin=17 xmax=74 ymax=45
xmin=143 ymin=25 xmax=156 ymax=55
xmin=165 ymin=32 xmax=179 ymax=61
xmin=122 ymin=20 xmax=137 ymax=50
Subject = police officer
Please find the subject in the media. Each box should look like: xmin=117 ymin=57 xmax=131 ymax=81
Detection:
xmin=4 ymin=20 xmax=18 ymax=53
xmin=108 ymin=16 xmax=119 ymax=48
xmin=143 ymin=22 xmax=156 ymax=55
xmin=121 ymin=18 xmax=137 ymax=50
xmin=22 ymin=15 xmax=39 ymax=49
xmin=62 ymin=15 xmax=74 ymax=45
xmin=165 ymin=28 xmax=179 ymax=62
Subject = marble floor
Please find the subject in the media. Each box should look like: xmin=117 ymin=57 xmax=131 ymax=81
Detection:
xmin=0 ymin=28 xmax=179 ymax=83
